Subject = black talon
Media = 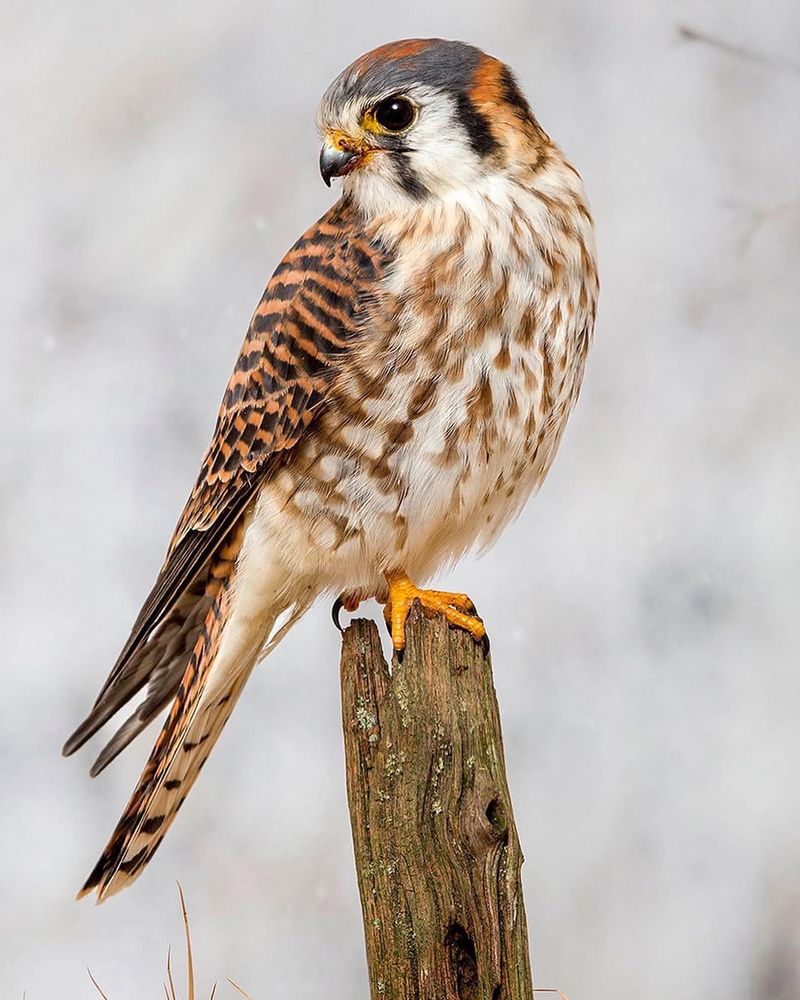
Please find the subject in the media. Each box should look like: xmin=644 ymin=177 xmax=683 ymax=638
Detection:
xmin=331 ymin=595 xmax=345 ymax=633
xmin=480 ymin=632 xmax=491 ymax=657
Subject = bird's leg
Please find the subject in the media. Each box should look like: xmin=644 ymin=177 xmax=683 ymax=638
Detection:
xmin=382 ymin=570 xmax=485 ymax=651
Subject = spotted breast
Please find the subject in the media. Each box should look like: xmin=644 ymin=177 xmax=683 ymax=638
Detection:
xmin=252 ymin=148 xmax=597 ymax=601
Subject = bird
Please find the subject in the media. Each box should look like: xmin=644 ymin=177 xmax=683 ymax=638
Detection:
xmin=63 ymin=38 xmax=598 ymax=902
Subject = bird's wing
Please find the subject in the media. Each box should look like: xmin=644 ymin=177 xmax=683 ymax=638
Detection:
xmin=77 ymin=521 xmax=247 ymax=900
xmin=64 ymin=199 xmax=387 ymax=761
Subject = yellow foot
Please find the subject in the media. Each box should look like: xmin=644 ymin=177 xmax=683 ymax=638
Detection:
xmin=383 ymin=572 xmax=486 ymax=651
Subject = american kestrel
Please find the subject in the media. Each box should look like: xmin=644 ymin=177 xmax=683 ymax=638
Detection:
xmin=64 ymin=38 xmax=598 ymax=901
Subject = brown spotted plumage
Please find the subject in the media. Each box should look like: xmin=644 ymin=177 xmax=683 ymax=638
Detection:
xmin=64 ymin=202 xmax=386 ymax=764
xmin=65 ymin=38 xmax=598 ymax=900
xmin=65 ymin=202 xmax=388 ymax=898
xmin=77 ymin=524 xmax=243 ymax=897
xmin=175 ymin=202 xmax=387 ymax=541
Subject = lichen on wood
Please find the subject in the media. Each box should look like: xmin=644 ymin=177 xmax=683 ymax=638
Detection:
xmin=339 ymin=602 xmax=534 ymax=999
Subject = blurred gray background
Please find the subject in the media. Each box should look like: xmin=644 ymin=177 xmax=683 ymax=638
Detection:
xmin=2 ymin=0 xmax=799 ymax=997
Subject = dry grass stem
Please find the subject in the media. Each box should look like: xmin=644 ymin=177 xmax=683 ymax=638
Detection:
xmin=88 ymin=968 xmax=111 ymax=999
xmin=177 ymin=884 xmax=195 ymax=1000
xmin=86 ymin=885 xmax=245 ymax=998
xmin=226 ymin=980 xmax=254 ymax=1000
xmin=165 ymin=946 xmax=177 ymax=1000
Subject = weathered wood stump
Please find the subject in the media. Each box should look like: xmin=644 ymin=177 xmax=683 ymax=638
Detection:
xmin=339 ymin=602 xmax=534 ymax=999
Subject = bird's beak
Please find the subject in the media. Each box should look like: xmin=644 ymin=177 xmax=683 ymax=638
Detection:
xmin=319 ymin=142 xmax=359 ymax=187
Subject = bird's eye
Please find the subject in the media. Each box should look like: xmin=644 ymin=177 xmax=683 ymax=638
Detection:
xmin=372 ymin=96 xmax=416 ymax=132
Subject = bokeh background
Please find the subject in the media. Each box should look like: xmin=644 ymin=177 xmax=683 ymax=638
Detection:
xmin=2 ymin=1 xmax=799 ymax=997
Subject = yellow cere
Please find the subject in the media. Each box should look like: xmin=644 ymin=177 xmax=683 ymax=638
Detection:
xmin=325 ymin=128 xmax=372 ymax=153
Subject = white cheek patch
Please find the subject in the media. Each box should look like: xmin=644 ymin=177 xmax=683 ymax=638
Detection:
xmin=330 ymin=88 xmax=487 ymax=212
xmin=400 ymin=93 xmax=486 ymax=195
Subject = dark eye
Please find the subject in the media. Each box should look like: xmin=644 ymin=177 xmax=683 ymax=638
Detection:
xmin=373 ymin=96 xmax=415 ymax=132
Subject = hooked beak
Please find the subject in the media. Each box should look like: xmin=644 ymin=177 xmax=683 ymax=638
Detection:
xmin=319 ymin=143 xmax=359 ymax=187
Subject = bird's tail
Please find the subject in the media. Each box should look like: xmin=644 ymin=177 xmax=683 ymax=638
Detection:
xmin=78 ymin=520 xmax=314 ymax=902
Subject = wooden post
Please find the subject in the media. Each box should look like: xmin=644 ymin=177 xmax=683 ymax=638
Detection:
xmin=339 ymin=602 xmax=534 ymax=999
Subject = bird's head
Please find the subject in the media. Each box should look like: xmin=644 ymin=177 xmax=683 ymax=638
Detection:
xmin=317 ymin=39 xmax=549 ymax=214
